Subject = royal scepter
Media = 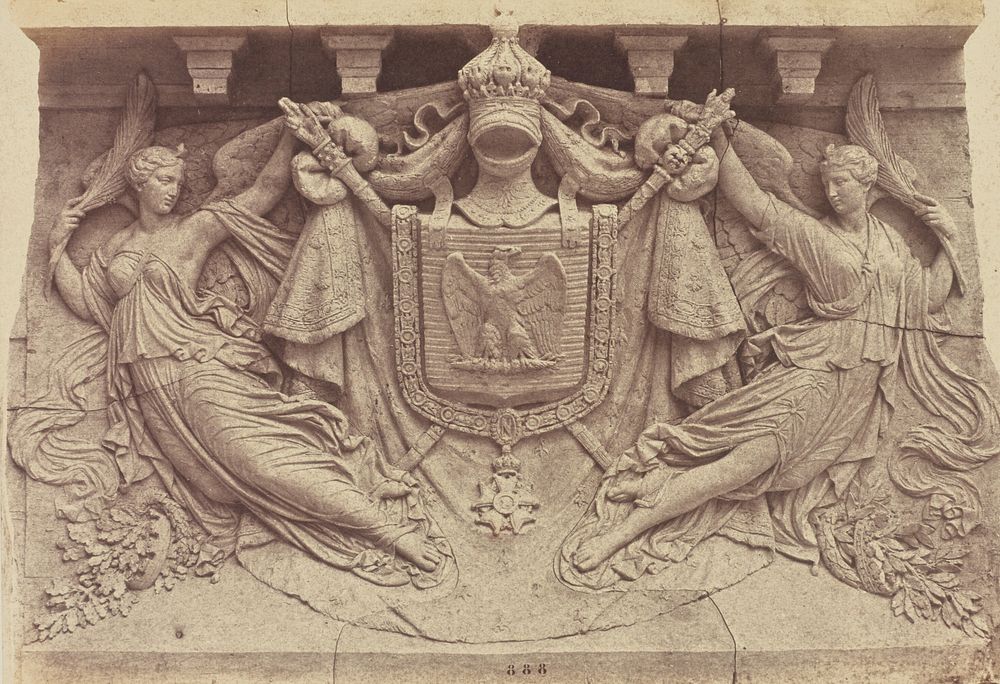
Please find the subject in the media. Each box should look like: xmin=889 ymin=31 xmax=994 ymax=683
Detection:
xmin=617 ymin=88 xmax=735 ymax=228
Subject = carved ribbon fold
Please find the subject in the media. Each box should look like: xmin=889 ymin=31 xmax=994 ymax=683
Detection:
xmin=8 ymin=331 xmax=119 ymax=521
xmin=541 ymin=105 xmax=740 ymax=406
xmin=539 ymin=107 xmax=647 ymax=246
xmin=893 ymin=321 xmax=1000 ymax=538
xmin=404 ymin=101 xmax=466 ymax=151
xmin=539 ymin=107 xmax=646 ymax=204
xmin=368 ymin=114 xmax=469 ymax=242
xmin=542 ymin=97 xmax=632 ymax=152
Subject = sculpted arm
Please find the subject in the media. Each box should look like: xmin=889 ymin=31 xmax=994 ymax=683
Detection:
xmin=49 ymin=201 xmax=94 ymax=322
xmin=709 ymin=127 xmax=833 ymax=287
xmin=709 ymin=128 xmax=773 ymax=228
xmin=52 ymin=256 xmax=92 ymax=322
xmin=927 ymin=249 xmax=955 ymax=313
xmin=185 ymin=128 xmax=299 ymax=251
xmin=231 ymin=128 xmax=298 ymax=217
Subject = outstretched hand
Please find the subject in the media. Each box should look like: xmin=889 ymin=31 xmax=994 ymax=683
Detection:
xmin=913 ymin=192 xmax=957 ymax=242
xmin=278 ymin=97 xmax=330 ymax=149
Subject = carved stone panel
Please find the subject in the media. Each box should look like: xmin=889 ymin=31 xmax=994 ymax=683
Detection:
xmin=4 ymin=2 xmax=1000 ymax=682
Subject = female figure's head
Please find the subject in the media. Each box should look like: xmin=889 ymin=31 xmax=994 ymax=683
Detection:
xmin=819 ymin=144 xmax=878 ymax=216
xmin=126 ymin=145 xmax=187 ymax=216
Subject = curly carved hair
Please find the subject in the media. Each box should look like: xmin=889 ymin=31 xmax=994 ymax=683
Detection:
xmin=820 ymin=144 xmax=879 ymax=187
xmin=125 ymin=144 xmax=187 ymax=190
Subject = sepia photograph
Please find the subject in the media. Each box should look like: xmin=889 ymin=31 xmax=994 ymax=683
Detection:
xmin=3 ymin=0 xmax=1000 ymax=681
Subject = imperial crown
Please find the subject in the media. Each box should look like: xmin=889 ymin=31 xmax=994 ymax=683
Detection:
xmin=458 ymin=22 xmax=551 ymax=150
xmin=458 ymin=23 xmax=550 ymax=102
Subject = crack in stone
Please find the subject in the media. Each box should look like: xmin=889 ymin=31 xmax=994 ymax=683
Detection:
xmin=330 ymin=621 xmax=347 ymax=684
xmin=285 ymin=0 xmax=292 ymax=102
xmin=716 ymin=0 xmax=726 ymax=90
xmin=7 ymin=319 xmax=988 ymax=415
xmin=10 ymin=11 xmax=999 ymax=677
xmin=707 ymin=593 xmax=738 ymax=684
xmin=710 ymin=26 xmax=741 ymax=684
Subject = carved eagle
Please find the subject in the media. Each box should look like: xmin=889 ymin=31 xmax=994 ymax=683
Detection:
xmin=442 ymin=247 xmax=567 ymax=372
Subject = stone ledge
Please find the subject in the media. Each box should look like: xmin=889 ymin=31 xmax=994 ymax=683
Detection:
xmin=614 ymin=33 xmax=690 ymax=97
xmin=757 ymin=32 xmax=837 ymax=104
xmin=19 ymin=651 xmax=336 ymax=684
xmin=17 ymin=556 xmax=993 ymax=683
xmin=11 ymin=0 xmax=982 ymax=36
xmin=173 ymin=36 xmax=247 ymax=104
xmin=320 ymin=31 xmax=394 ymax=96
xmin=11 ymin=0 xmax=290 ymax=29
xmin=719 ymin=0 xmax=983 ymax=29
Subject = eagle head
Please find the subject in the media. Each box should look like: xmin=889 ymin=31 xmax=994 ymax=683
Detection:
xmin=488 ymin=246 xmax=522 ymax=280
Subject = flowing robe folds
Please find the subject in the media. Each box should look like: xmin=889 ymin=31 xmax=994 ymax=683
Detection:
xmin=262 ymin=152 xmax=366 ymax=388
xmin=538 ymin=106 xmax=745 ymax=408
xmin=14 ymin=198 xmax=452 ymax=589
xmin=238 ymin=105 xmax=778 ymax=618
xmin=8 ymin=104 xmax=757 ymax=613
xmin=558 ymin=196 xmax=999 ymax=590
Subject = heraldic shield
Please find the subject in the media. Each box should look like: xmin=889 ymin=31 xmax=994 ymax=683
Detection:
xmin=391 ymin=204 xmax=618 ymax=531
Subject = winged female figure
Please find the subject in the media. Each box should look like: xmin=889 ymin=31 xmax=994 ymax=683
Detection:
xmin=25 ymin=79 xmax=450 ymax=589
xmin=559 ymin=87 xmax=999 ymax=592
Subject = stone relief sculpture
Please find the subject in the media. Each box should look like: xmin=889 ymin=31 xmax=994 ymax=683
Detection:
xmin=559 ymin=77 xmax=1000 ymax=636
xmin=7 ymin=17 xmax=1000 ymax=652
xmin=441 ymin=247 xmax=567 ymax=373
xmin=12 ymin=71 xmax=453 ymax=632
xmin=276 ymin=21 xmax=740 ymax=543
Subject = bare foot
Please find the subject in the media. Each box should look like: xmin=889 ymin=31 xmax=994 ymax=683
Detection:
xmin=395 ymin=532 xmax=442 ymax=572
xmin=572 ymin=531 xmax=628 ymax=572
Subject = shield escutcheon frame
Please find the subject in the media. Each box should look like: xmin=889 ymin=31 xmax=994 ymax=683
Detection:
xmin=390 ymin=203 xmax=618 ymax=451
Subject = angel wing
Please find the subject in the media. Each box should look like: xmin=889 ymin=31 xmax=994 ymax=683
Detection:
xmin=442 ymin=254 xmax=489 ymax=358
xmin=158 ymin=117 xmax=306 ymax=319
xmin=513 ymin=254 xmax=567 ymax=358
xmin=731 ymin=121 xmax=838 ymax=218
xmin=58 ymin=100 xmax=293 ymax=311
xmin=711 ymin=120 xmax=846 ymax=333
xmin=156 ymin=118 xmax=279 ymax=311
xmin=714 ymin=75 xmax=949 ymax=336
xmin=341 ymin=81 xmax=463 ymax=155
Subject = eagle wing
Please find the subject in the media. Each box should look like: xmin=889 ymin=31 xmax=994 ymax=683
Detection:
xmin=512 ymin=253 xmax=567 ymax=358
xmin=442 ymin=253 xmax=489 ymax=358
